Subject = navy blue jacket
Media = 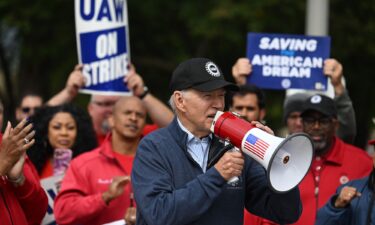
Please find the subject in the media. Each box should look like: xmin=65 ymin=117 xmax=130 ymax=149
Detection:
xmin=316 ymin=174 xmax=375 ymax=225
xmin=132 ymin=118 xmax=302 ymax=225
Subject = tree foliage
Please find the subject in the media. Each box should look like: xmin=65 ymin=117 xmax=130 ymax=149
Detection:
xmin=0 ymin=0 xmax=374 ymax=147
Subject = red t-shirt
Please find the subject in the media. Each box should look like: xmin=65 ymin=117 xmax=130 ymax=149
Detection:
xmin=112 ymin=151 xmax=134 ymax=177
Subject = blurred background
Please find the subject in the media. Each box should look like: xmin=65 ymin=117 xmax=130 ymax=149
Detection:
xmin=0 ymin=0 xmax=374 ymax=148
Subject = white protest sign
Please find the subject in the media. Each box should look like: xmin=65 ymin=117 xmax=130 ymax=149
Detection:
xmin=75 ymin=0 xmax=131 ymax=95
xmin=103 ymin=220 xmax=126 ymax=225
xmin=40 ymin=175 xmax=63 ymax=225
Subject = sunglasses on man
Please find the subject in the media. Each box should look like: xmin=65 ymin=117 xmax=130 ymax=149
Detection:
xmin=302 ymin=116 xmax=333 ymax=128
xmin=21 ymin=107 xmax=41 ymax=113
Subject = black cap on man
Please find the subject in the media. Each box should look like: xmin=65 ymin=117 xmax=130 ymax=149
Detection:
xmin=170 ymin=58 xmax=238 ymax=93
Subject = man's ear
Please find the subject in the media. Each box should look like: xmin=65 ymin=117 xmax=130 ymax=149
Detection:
xmin=174 ymin=91 xmax=187 ymax=113
xmin=107 ymin=114 xmax=114 ymax=128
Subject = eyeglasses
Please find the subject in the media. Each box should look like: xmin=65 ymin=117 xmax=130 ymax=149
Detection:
xmin=302 ymin=116 xmax=332 ymax=127
xmin=22 ymin=107 xmax=40 ymax=113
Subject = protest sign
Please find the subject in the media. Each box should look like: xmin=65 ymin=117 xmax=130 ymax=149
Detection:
xmin=75 ymin=0 xmax=130 ymax=95
xmin=103 ymin=220 xmax=126 ymax=225
xmin=246 ymin=32 xmax=330 ymax=91
xmin=41 ymin=176 xmax=63 ymax=225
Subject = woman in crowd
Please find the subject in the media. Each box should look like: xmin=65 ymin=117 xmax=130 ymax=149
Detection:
xmin=27 ymin=104 xmax=97 ymax=178
xmin=1 ymin=119 xmax=48 ymax=225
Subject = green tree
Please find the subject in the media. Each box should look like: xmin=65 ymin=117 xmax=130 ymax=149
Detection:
xmin=0 ymin=0 xmax=374 ymax=147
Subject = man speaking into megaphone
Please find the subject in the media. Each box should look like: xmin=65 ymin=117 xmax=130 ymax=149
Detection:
xmin=132 ymin=58 xmax=302 ymax=225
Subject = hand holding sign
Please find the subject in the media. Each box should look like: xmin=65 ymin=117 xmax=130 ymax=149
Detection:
xmin=124 ymin=64 xmax=147 ymax=97
xmin=323 ymin=59 xmax=344 ymax=96
xmin=66 ymin=64 xmax=86 ymax=97
xmin=232 ymin=58 xmax=252 ymax=85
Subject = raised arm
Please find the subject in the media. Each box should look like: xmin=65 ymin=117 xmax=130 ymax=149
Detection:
xmin=46 ymin=64 xmax=85 ymax=106
xmin=324 ymin=59 xmax=356 ymax=143
xmin=0 ymin=119 xmax=35 ymax=177
xmin=125 ymin=64 xmax=173 ymax=127
xmin=232 ymin=58 xmax=252 ymax=85
xmin=0 ymin=119 xmax=48 ymax=225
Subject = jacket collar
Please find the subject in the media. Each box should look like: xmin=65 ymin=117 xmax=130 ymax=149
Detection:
xmin=167 ymin=117 xmax=224 ymax=168
xmin=168 ymin=117 xmax=189 ymax=151
xmin=323 ymin=136 xmax=344 ymax=166
xmin=176 ymin=117 xmax=212 ymax=143
xmin=99 ymin=133 xmax=116 ymax=159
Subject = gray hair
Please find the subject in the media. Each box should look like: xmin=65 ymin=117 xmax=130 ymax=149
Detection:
xmin=168 ymin=90 xmax=189 ymax=113
xmin=168 ymin=95 xmax=176 ymax=113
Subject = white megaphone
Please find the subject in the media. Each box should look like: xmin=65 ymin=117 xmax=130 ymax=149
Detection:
xmin=210 ymin=111 xmax=313 ymax=193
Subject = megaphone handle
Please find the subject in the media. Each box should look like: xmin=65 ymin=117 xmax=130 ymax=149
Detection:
xmin=227 ymin=147 xmax=240 ymax=184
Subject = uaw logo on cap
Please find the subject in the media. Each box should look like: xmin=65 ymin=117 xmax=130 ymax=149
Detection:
xmin=205 ymin=62 xmax=221 ymax=77
xmin=311 ymin=95 xmax=322 ymax=104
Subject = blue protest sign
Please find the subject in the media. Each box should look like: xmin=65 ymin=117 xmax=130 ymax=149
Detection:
xmin=75 ymin=0 xmax=130 ymax=95
xmin=246 ymin=33 xmax=331 ymax=91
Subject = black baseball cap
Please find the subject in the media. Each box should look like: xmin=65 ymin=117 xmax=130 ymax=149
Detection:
xmin=169 ymin=58 xmax=239 ymax=93
xmin=300 ymin=94 xmax=337 ymax=118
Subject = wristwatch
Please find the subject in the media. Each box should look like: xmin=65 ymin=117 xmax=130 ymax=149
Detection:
xmin=139 ymin=86 xmax=149 ymax=99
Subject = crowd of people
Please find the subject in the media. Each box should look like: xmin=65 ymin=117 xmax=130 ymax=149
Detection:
xmin=0 ymin=55 xmax=374 ymax=225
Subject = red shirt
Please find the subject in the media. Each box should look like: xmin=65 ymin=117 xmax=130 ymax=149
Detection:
xmin=0 ymin=132 xmax=48 ymax=225
xmin=54 ymin=136 xmax=135 ymax=225
xmin=0 ymin=158 xmax=48 ymax=225
xmin=243 ymin=137 xmax=373 ymax=225
xmin=112 ymin=151 xmax=134 ymax=177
